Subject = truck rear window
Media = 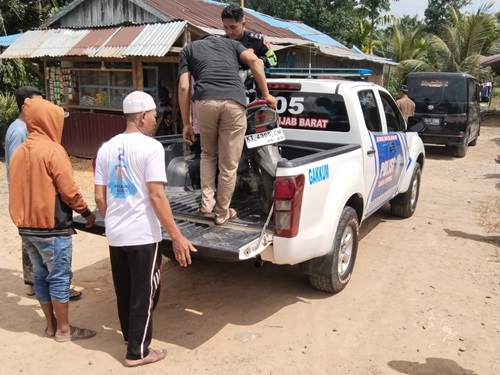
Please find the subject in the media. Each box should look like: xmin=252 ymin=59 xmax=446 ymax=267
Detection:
xmin=270 ymin=92 xmax=350 ymax=132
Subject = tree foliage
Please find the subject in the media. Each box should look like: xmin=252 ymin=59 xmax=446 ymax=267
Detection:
xmin=0 ymin=0 xmax=71 ymax=35
xmin=424 ymin=0 xmax=471 ymax=35
xmin=229 ymin=0 xmax=358 ymax=46
xmin=402 ymin=4 xmax=500 ymax=77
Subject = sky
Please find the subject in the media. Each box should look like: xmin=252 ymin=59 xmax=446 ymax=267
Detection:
xmin=386 ymin=0 xmax=500 ymax=19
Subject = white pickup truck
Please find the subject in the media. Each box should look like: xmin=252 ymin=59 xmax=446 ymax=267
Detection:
xmin=77 ymin=69 xmax=425 ymax=294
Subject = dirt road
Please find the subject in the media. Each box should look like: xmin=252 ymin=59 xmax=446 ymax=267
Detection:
xmin=1 ymin=109 xmax=498 ymax=375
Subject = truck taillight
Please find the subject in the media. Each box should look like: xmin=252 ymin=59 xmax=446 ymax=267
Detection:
xmin=274 ymin=174 xmax=305 ymax=238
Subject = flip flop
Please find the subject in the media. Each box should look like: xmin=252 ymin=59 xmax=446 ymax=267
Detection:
xmin=124 ymin=348 xmax=167 ymax=367
xmin=54 ymin=326 xmax=96 ymax=343
xmin=197 ymin=208 xmax=214 ymax=218
xmin=44 ymin=328 xmax=55 ymax=338
xmin=69 ymin=289 xmax=82 ymax=301
xmin=214 ymin=208 xmax=237 ymax=225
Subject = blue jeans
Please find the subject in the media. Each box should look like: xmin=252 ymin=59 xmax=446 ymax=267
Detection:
xmin=22 ymin=235 xmax=73 ymax=303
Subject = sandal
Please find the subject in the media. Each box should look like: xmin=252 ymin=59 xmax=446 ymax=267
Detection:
xmin=495 ymin=158 xmax=500 ymax=164
xmin=197 ymin=208 xmax=214 ymax=218
xmin=69 ymin=289 xmax=82 ymax=301
xmin=124 ymin=348 xmax=167 ymax=367
xmin=214 ymin=208 xmax=237 ymax=225
xmin=54 ymin=326 xmax=96 ymax=343
xmin=44 ymin=328 xmax=55 ymax=338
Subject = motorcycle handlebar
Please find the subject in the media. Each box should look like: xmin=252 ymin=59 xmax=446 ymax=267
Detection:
xmin=247 ymin=99 xmax=270 ymax=108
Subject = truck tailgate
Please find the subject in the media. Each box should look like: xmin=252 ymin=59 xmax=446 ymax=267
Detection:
xmin=74 ymin=188 xmax=271 ymax=261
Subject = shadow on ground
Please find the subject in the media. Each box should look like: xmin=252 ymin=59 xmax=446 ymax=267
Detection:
xmin=388 ymin=357 xmax=478 ymax=375
xmin=444 ymin=228 xmax=500 ymax=246
xmin=0 ymin=249 xmax=336 ymax=359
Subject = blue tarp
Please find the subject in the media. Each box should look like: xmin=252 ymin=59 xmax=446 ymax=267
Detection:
xmin=0 ymin=33 xmax=21 ymax=47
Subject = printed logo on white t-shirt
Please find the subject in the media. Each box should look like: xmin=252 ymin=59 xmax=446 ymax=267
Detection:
xmin=108 ymin=162 xmax=138 ymax=198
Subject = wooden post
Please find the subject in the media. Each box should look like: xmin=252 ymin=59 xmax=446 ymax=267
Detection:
xmin=132 ymin=58 xmax=143 ymax=91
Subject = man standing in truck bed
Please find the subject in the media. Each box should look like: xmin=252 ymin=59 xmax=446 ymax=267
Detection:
xmin=221 ymin=4 xmax=277 ymax=69
xmin=178 ymin=35 xmax=276 ymax=225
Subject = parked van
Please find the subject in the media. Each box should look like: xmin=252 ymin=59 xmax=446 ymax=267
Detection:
xmin=405 ymin=72 xmax=480 ymax=157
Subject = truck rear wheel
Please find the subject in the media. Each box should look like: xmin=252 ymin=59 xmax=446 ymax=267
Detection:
xmin=390 ymin=163 xmax=421 ymax=218
xmin=308 ymin=207 xmax=359 ymax=293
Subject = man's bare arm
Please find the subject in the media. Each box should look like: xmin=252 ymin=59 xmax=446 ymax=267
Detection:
xmin=240 ymin=50 xmax=276 ymax=109
xmin=178 ymin=72 xmax=195 ymax=146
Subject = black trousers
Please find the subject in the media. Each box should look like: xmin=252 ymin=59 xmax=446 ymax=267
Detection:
xmin=109 ymin=243 xmax=162 ymax=360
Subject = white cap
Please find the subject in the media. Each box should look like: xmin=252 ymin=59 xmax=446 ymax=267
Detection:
xmin=123 ymin=91 xmax=156 ymax=114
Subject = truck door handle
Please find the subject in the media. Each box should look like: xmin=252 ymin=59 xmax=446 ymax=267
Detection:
xmin=389 ymin=145 xmax=396 ymax=151
xmin=367 ymin=149 xmax=376 ymax=155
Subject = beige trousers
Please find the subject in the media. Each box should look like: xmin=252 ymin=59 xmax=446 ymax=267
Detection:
xmin=195 ymin=99 xmax=247 ymax=221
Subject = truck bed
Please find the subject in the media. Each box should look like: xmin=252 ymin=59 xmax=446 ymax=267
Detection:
xmin=74 ymin=136 xmax=356 ymax=261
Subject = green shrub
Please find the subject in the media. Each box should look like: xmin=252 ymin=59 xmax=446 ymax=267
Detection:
xmin=0 ymin=92 xmax=19 ymax=149
xmin=491 ymin=87 xmax=500 ymax=99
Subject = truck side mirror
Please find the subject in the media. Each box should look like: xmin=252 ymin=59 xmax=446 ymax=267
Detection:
xmin=406 ymin=116 xmax=425 ymax=133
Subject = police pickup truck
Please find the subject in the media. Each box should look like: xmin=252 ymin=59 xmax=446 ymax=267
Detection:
xmin=78 ymin=68 xmax=425 ymax=294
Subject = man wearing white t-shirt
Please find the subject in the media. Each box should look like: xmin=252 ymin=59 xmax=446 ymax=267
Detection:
xmin=94 ymin=91 xmax=197 ymax=367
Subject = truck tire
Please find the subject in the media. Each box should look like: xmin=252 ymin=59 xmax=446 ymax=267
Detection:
xmin=469 ymin=135 xmax=478 ymax=146
xmin=455 ymin=144 xmax=468 ymax=158
xmin=308 ymin=207 xmax=359 ymax=294
xmin=454 ymin=131 xmax=469 ymax=158
xmin=390 ymin=163 xmax=421 ymax=218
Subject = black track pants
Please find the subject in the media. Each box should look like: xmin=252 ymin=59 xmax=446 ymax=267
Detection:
xmin=109 ymin=243 xmax=162 ymax=360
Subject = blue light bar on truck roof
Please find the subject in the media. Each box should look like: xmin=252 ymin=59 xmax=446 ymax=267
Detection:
xmin=265 ymin=68 xmax=373 ymax=77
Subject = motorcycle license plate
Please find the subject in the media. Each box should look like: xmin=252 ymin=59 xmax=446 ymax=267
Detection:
xmin=244 ymin=128 xmax=285 ymax=149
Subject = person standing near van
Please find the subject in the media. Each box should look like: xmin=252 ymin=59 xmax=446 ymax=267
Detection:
xmin=396 ymin=85 xmax=415 ymax=123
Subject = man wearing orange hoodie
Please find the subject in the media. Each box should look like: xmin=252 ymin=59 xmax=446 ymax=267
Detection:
xmin=9 ymin=97 xmax=96 ymax=342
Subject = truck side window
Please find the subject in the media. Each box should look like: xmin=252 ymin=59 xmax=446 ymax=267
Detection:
xmin=358 ymin=90 xmax=382 ymax=132
xmin=379 ymin=92 xmax=405 ymax=132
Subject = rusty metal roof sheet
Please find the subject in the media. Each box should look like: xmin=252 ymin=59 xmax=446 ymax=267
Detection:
xmin=67 ymin=28 xmax=118 ymax=56
xmin=143 ymin=0 xmax=303 ymax=40
xmin=0 ymin=21 xmax=187 ymax=59
xmin=93 ymin=24 xmax=146 ymax=57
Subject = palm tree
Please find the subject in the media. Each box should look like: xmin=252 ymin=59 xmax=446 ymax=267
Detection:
xmin=402 ymin=3 xmax=500 ymax=76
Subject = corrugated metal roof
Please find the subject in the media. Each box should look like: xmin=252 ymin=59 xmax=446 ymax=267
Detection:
xmin=244 ymin=8 xmax=346 ymax=48
xmin=125 ymin=22 xmax=186 ymax=56
xmin=269 ymin=42 xmax=398 ymax=66
xmin=32 ymin=28 xmax=89 ymax=57
xmin=93 ymin=24 xmax=146 ymax=57
xmin=0 ymin=21 xmax=187 ymax=59
xmin=143 ymin=0 xmax=304 ymax=40
xmin=67 ymin=28 xmax=118 ymax=56
xmin=481 ymin=53 xmax=500 ymax=66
